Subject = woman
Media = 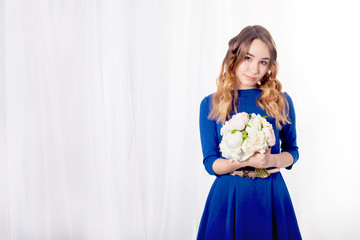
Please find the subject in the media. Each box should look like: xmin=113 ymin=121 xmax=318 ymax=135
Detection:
xmin=197 ymin=25 xmax=302 ymax=239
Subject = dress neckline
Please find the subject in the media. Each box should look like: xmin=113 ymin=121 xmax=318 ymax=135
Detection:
xmin=230 ymin=88 xmax=262 ymax=93
xmin=236 ymin=88 xmax=261 ymax=91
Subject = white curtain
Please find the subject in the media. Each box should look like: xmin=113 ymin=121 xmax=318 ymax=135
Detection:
xmin=1 ymin=0 xmax=360 ymax=239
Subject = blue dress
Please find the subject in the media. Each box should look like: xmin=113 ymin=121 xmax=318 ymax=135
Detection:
xmin=197 ymin=89 xmax=301 ymax=240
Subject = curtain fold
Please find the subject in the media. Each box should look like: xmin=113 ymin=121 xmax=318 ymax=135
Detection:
xmin=1 ymin=0 xmax=214 ymax=239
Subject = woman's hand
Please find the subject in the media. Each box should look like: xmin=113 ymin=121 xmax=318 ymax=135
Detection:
xmin=244 ymin=148 xmax=272 ymax=168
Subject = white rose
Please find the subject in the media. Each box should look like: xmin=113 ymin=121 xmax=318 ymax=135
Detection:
xmin=240 ymin=131 xmax=267 ymax=160
xmin=227 ymin=112 xmax=249 ymax=131
xmin=220 ymin=112 xmax=250 ymax=136
xmin=245 ymin=117 xmax=262 ymax=136
xmin=263 ymin=126 xmax=276 ymax=146
xmin=241 ymin=137 xmax=254 ymax=154
xmin=219 ymin=131 xmax=244 ymax=161
xmin=224 ymin=131 xmax=243 ymax=148
xmin=220 ymin=121 xmax=228 ymax=136
xmin=240 ymin=138 xmax=257 ymax=161
xmin=229 ymin=147 xmax=242 ymax=162
xmin=252 ymin=131 xmax=268 ymax=152
xmin=259 ymin=117 xmax=272 ymax=129
xmin=219 ymin=141 xmax=232 ymax=159
xmin=220 ymin=120 xmax=231 ymax=136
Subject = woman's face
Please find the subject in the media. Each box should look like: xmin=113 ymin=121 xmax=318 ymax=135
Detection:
xmin=235 ymin=39 xmax=270 ymax=89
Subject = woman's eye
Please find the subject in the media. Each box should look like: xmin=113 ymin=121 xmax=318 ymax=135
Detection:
xmin=245 ymin=56 xmax=251 ymax=60
xmin=261 ymin=61 xmax=268 ymax=65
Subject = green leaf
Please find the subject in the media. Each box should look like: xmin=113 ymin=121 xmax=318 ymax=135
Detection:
xmin=231 ymin=129 xmax=237 ymax=134
xmin=262 ymin=116 xmax=268 ymax=119
xmin=246 ymin=124 xmax=251 ymax=128
xmin=241 ymin=131 xmax=248 ymax=141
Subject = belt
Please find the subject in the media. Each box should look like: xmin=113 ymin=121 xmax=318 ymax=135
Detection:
xmin=230 ymin=168 xmax=280 ymax=179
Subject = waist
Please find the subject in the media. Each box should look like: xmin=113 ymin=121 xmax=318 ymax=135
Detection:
xmin=235 ymin=166 xmax=278 ymax=171
xmin=230 ymin=168 xmax=280 ymax=178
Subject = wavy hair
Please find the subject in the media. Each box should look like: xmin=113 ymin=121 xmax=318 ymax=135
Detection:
xmin=208 ymin=25 xmax=291 ymax=130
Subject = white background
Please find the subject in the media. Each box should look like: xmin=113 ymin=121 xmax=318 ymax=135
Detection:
xmin=1 ymin=0 xmax=360 ymax=239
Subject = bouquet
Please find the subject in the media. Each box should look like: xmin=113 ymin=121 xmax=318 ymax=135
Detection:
xmin=219 ymin=112 xmax=276 ymax=178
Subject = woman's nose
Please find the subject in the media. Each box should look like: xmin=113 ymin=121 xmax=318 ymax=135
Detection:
xmin=249 ymin=62 xmax=259 ymax=74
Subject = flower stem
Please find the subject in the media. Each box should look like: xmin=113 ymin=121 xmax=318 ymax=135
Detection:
xmin=253 ymin=168 xmax=270 ymax=179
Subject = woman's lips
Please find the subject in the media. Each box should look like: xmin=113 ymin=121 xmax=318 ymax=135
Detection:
xmin=245 ymin=75 xmax=256 ymax=80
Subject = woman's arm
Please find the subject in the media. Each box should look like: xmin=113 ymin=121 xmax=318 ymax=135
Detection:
xmin=269 ymin=152 xmax=294 ymax=168
xmin=212 ymin=149 xmax=293 ymax=175
xmin=279 ymin=92 xmax=299 ymax=170
xmin=199 ymin=95 xmax=223 ymax=176
xmin=212 ymin=158 xmax=247 ymax=175
xmin=242 ymin=149 xmax=293 ymax=169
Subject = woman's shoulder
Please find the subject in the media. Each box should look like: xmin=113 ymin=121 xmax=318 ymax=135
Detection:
xmin=200 ymin=92 xmax=215 ymax=105
xmin=280 ymin=91 xmax=297 ymax=122
xmin=200 ymin=92 xmax=216 ymax=116
xmin=281 ymin=91 xmax=295 ymax=106
xmin=282 ymin=91 xmax=291 ymax=98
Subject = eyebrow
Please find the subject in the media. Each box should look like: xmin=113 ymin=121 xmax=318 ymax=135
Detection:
xmin=247 ymin=52 xmax=270 ymax=60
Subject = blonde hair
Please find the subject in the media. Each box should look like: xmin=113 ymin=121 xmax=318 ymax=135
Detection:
xmin=208 ymin=25 xmax=291 ymax=130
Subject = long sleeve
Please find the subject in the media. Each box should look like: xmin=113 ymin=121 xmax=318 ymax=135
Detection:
xmin=280 ymin=92 xmax=299 ymax=170
xmin=199 ymin=95 xmax=224 ymax=176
